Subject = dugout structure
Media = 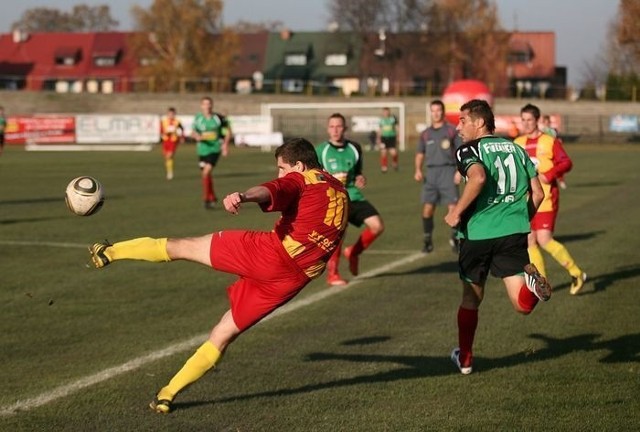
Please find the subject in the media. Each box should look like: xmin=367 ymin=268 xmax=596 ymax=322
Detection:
xmin=261 ymin=102 xmax=406 ymax=151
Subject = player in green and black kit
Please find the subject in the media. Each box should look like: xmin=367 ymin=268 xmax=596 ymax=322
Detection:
xmin=444 ymin=99 xmax=551 ymax=375
xmin=316 ymin=113 xmax=385 ymax=286
xmin=192 ymin=96 xmax=231 ymax=209
xmin=377 ymin=107 xmax=398 ymax=172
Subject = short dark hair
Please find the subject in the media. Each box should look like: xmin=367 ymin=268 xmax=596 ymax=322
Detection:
xmin=521 ymin=103 xmax=541 ymax=120
xmin=430 ymin=99 xmax=445 ymax=111
xmin=328 ymin=112 xmax=346 ymax=125
xmin=168 ymin=107 xmax=176 ymax=113
xmin=275 ymin=138 xmax=321 ymax=169
xmin=460 ymin=99 xmax=495 ymax=133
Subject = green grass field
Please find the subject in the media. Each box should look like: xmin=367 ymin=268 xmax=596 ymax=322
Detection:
xmin=0 ymin=143 xmax=639 ymax=431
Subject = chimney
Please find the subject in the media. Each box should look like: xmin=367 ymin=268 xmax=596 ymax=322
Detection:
xmin=12 ymin=29 xmax=29 ymax=43
xmin=280 ymin=28 xmax=291 ymax=41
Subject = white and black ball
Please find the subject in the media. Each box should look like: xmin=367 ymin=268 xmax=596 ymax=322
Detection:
xmin=65 ymin=176 xmax=105 ymax=216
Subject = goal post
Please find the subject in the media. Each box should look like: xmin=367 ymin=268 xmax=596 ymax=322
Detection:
xmin=261 ymin=102 xmax=406 ymax=151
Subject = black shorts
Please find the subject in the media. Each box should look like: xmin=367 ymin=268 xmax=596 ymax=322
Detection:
xmin=458 ymin=233 xmax=529 ymax=285
xmin=349 ymin=200 xmax=380 ymax=227
xmin=380 ymin=136 xmax=397 ymax=149
xmin=199 ymin=152 xmax=221 ymax=168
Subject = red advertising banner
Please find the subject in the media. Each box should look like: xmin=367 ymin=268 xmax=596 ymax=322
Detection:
xmin=5 ymin=115 xmax=76 ymax=144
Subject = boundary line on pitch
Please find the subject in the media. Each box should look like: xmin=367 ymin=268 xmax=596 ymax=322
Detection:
xmin=0 ymin=251 xmax=426 ymax=417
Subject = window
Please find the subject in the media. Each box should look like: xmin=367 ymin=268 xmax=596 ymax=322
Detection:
xmin=54 ymin=48 xmax=81 ymax=66
xmin=325 ymin=54 xmax=347 ymax=66
xmin=282 ymin=79 xmax=304 ymax=92
xmin=285 ymin=53 xmax=307 ymax=66
xmin=94 ymin=57 xmax=116 ymax=67
xmin=509 ymin=51 xmax=532 ymax=64
xmin=56 ymin=57 xmax=76 ymax=66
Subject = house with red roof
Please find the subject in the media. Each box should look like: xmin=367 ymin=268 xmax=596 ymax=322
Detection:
xmin=0 ymin=29 xmax=562 ymax=97
xmin=0 ymin=30 xmax=137 ymax=92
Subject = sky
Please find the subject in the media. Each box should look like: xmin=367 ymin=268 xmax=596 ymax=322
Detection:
xmin=0 ymin=0 xmax=619 ymax=87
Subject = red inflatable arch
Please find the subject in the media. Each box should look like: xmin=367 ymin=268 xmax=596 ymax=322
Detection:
xmin=442 ymin=80 xmax=494 ymax=125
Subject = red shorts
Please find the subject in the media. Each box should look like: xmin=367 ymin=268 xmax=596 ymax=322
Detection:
xmin=209 ymin=230 xmax=310 ymax=332
xmin=531 ymin=211 xmax=557 ymax=231
xmin=162 ymin=140 xmax=178 ymax=155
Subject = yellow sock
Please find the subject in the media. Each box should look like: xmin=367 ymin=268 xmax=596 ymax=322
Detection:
xmin=157 ymin=341 xmax=221 ymax=401
xmin=106 ymin=237 xmax=170 ymax=262
xmin=165 ymin=159 xmax=174 ymax=177
xmin=528 ymin=245 xmax=546 ymax=277
xmin=541 ymin=239 xmax=582 ymax=278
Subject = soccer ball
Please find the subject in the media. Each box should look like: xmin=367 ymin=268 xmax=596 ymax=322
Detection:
xmin=65 ymin=176 xmax=105 ymax=216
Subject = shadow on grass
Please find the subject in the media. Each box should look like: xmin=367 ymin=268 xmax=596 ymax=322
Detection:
xmin=553 ymin=264 xmax=640 ymax=295
xmin=555 ymin=230 xmax=606 ymax=244
xmin=1 ymin=216 xmax=65 ymax=225
xmin=0 ymin=197 xmax=63 ymax=205
xmin=172 ymin=332 xmax=640 ymax=412
xmin=369 ymin=260 xmax=460 ymax=279
xmin=571 ymin=181 xmax=623 ymax=188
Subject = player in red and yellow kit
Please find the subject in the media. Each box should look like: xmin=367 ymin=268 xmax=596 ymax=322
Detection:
xmin=88 ymin=138 xmax=348 ymax=414
xmin=515 ymin=104 xmax=587 ymax=295
xmin=160 ymin=107 xmax=184 ymax=180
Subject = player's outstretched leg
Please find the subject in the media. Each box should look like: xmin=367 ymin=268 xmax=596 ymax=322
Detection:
xmin=89 ymin=237 xmax=171 ymax=268
xmin=89 ymin=241 xmax=113 ymax=268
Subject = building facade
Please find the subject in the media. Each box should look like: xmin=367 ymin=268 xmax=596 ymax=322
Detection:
xmin=0 ymin=29 xmax=563 ymax=97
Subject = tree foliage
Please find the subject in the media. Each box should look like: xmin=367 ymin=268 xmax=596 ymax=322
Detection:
xmin=11 ymin=4 xmax=118 ymax=32
xmin=230 ymin=20 xmax=284 ymax=33
xmin=327 ymin=0 xmax=508 ymax=89
xmin=616 ymin=0 xmax=640 ymax=61
xmin=129 ymin=0 xmax=239 ymax=92
xmin=429 ymin=0 xmax=509 ymax=89
xmin=610 ymin=0 xmax=640 ymax=74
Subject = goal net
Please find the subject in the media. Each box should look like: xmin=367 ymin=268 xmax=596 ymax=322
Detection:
xmin=261 ymin=102 xmax=406 ymax=151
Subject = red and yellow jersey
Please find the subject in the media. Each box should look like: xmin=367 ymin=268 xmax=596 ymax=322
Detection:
xmin=514 ymin=133 xmax=572 ymax=213
xmin=160 ymin=117 xmax=183 ymax=143
xmin=260 ymin=169 xmax=348 ymax=279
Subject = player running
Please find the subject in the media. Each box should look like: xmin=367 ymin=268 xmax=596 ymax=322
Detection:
xmin=377 ymin=107 xmax=399 ymax=172
xmin=159 ymin=107 xmax=184 ymax=180
xmin=192 ymin=96 xmax=231 ymax=209
xmin=445 ymin=99 xmax=551 ymax=375
xmin=515 ymin=104 xmax=586 ymax=294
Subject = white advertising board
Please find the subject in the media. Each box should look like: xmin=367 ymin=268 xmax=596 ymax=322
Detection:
xmin=76 ymin=114 xmax=160 ymax=143
xmin=351 ymin=116 xmax=380 ymax=133
xmin=228 ymin=115 xmax=273 ymax=135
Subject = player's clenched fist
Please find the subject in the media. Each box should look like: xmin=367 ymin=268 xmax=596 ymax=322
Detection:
xmin=224 ymin=192 xmax=244 ymax=214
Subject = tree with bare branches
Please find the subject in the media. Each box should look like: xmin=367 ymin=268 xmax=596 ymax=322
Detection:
xmin=129 ymin=0 xmax=239 ymax=92
xmin=327 ymin=0 xmax=509 ymax=93
xmin=11 ymin=4 xmax=118 ymax=32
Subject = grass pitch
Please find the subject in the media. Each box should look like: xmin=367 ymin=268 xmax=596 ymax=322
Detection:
xmin=0 ymin=143 xmax=639 ymax=431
